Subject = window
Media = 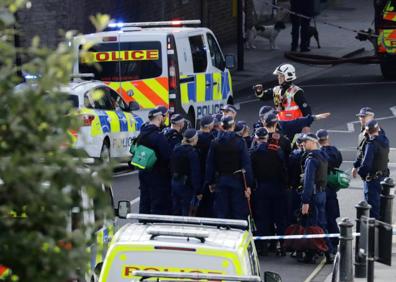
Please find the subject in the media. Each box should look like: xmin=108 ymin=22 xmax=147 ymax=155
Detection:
xmin=66 ymin=94 xmax=79 ymax=108
xmin=106 ymin=87 xmax=129 ymax=111
xmin=79 ymin=41 xmax=162 ymax=82
xmin=84 ymin=88 xmax=114 ymax=110
xmin=189 ymin=35 xmax=207 ymax=73
xmin=207 ymin=33 xmax=226 ymax=71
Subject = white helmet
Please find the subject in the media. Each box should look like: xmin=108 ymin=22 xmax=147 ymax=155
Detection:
xmin=273 ymin=64 xmax=296 ymax=81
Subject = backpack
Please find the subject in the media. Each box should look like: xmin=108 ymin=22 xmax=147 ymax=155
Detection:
xmin=129 ymin=129 xmax=157 ymax=170
xmin=327 ymin=168 xmax=350 ymax=191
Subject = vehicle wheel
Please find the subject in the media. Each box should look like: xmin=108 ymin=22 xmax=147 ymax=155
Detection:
xmin=380 ymin=61 xmax=396 ymax=80
xmin=100 ymin=141 xmax=110 ymax=163
xmin=188 ymin=108 xmax=196 ymax=129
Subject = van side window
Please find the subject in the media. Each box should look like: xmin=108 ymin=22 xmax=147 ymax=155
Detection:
xmin=189 ymin=35 xmax=207 ymax=73
xmin=207 ymin=33 xmax=226 ymax=71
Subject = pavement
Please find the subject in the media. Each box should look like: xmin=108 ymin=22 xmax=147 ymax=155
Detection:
xmin=222 ymin=0 xmax=396 ymax=280
xmin=225 ymin=0 xmax=376 ymax=96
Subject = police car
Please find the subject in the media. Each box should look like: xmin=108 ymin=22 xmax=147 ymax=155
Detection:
xmin=73 ymin=20 xmax=235 ymax=128
xmin=64 ymin=80 xmax=142 ymax=162
xmin=97 ymin=213 xmax=263 ymax=282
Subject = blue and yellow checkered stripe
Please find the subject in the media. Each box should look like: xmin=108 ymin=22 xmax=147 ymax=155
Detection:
xmin=80 ymin=108 xmax=136 ymax=137
xmin=180 ymin=71 xmax=232 ymax=105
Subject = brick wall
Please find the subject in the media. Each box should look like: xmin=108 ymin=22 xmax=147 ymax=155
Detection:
xmin=17 ymin=0 xmax=252 ymax=48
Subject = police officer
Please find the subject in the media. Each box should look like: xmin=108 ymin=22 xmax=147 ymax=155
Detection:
xmin=253 ymin=64 xmax=312 ymax=121
xmin=300 ymin=133 xmax=333 ymax=263
xmin=352 ymin=107 xmax=385 ymax=179
xmin=170 ymin=129 xmax=202 ymax=216
xmin=220 ymin=104 xmax=238 ymax=120
xmin=163 ymin=113 xmax=185 ymax=151
xmin=316 ymin=129 xmax=342 ymax=259
xmin=138 ymin=106 xmax=172 ymax=215
xmin=235 ymin=121 xmax=253 ymax=149
xmin=251 ymin=127 xmax=288 ymax=256
xmin=287 ymin=134 xmax=305 ymax=225
xmin=263 ymin=113 xmax=292 ymax=161
xmin=253 ymin=105 xmax=330 ymax=141
xmin=211 ymin=113 xmax=223 ymax=138
xmin=196 ymin=115 xmax=216 ymax=217
xmin=357 ymin=120 xmax=390 ymax=219
xmin=205 ymin=116 xmax=253 ymax=220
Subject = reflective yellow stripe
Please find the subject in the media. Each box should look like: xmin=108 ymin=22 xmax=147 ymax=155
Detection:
xmin=125 ymin=112 xmax=136 ymax=132
xmin=128 ymin=84 xmax=156 ymax=109
xmin=147 ymin=78 xmax=168 ymax=103
xmin=106 ymin=111 xmax=120 ymax=133
xmin=196 ymin=73 xmax=206 ymax=102
xmin=180 ymin=75 xmax=189 ymax=104
xmin=213 ymin=72 xmax=222 ymax=101
xmin=228 ymin=71 xmax=233 ymax=97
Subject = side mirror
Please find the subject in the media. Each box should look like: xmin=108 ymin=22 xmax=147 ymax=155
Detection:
xmin=128 ymin=101 xmax=140 ymax=112
xmin=117 ymin=201 xmax=131 ymax=219
xmin=264 ymin=272 xmax=282 ymax=282
xmin=225 ymin=54 xmax=236 ymax=70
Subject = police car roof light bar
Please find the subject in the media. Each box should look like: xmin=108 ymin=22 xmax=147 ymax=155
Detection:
xmin=147 ymin=226 xmax=209 ymax=243
xmin=109 ymin=20 xmax=201 ymax=29
xmin=132 ymin=271 xmax=262 ymax=282
xmin=127 ymin=213 xmax=248 ymax=230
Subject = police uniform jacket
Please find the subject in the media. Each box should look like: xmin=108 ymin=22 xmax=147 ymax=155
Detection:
xmin=205 ymin=131 xmax=253 ymax=187
xmin=171 ymin=143 xmax=202 ymax=195
xmin=302 ymin=149 xmax=328 ymax=204
xmin=358 ymin=134 xmax=389 ymax=179
xmin=138 ymin=124 xmax=171 ymax=177
xmin=163 ymin=128 xmax=183 ymax=151
xmin=288 ymin=148 xmax=305 ymax=188
xmin=321 ymin=145 xmax=342 ymax=170
xmin=196 ymin=131 xmax=215 ymax=180
xmin=353 ymin=127 xmax=386 ymax=169
xmin=251 ymin=143 xmax=287 ymax=183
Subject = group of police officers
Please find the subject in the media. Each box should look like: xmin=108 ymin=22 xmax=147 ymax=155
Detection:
xmin=134 ymin=63 xmax=390 ymax=264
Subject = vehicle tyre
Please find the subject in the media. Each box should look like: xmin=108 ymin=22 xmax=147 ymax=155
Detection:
xmin=100 ymin=140 xmax=110 ymax=163
xmin=188 ymin=108 xmax=196 ymax=129
xmin=380 ymin=61 xmax=396 ymax=80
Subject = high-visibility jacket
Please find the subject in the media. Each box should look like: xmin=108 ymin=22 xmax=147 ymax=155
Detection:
xmin=273 ymin=84 xmax=303 ymax=121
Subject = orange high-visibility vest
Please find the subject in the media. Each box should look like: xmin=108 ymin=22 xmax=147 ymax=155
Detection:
xmin=273 ymin=85 xmax=303 ymax=121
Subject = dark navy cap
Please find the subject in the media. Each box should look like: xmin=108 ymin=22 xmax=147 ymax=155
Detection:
xmin=255 ymin=127 xmax=268 ymax=139
xmin=221 ymin=104 xmax=237 ymax=114
xmin=259 ymin=105 xmax=277 ymax=117
xmin=265 ymin=113 xmax=278 ymax=124
xmin=356 ymin=107 xmax=374 ymax=117
xmin=221 ymin=116 xmax=235 ymax=128
xmin=200 ymin=115 xmax=214 ymax=127
xmin=148 ymin=105 xmax=168 ymax=119
xmin=301 ymin=133 xmax=319 ymax=143
xmin=213 ymin=113 xmax=223 ymax=125
xmin=235 ymin=121 xmax=247 ymax=134
xmin=170 ymin=113 xmax=184 ymax=124
xmin=296 ymin=133 xmax=304 ymax=145
xmin=365 ymin=119 xmax=379 ymax=131
xmin=183 ymin=128 xmax=198 ymax=139
xmin=316 ymin=129 xmax=329 ymax=140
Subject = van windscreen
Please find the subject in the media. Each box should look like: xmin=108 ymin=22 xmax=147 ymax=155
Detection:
xmin=79 ymin=41 xmax=162 ymax=82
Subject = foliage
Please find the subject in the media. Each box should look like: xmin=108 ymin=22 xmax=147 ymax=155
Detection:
xmin=0 ymin=2 xmax=112 ymax=282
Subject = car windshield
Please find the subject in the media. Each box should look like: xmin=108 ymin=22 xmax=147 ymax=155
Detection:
xmin=78 ymin=41 xmax=162 ymax=82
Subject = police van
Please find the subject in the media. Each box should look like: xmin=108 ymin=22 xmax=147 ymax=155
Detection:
xmin=97 ymin=213 xmax=262 ymax=282
xmin=64 ymin=80 xmax=141 ymax=162
xmin=73 ymin=20 xmax=235 ymax=128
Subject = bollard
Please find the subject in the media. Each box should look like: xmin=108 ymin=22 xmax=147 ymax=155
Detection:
xmin=380 ymin=177 xmax=394 ymax=224
xmin=367 ymin=218 xmax=376 ymax=282
xmin=354 ymin=201 xmax=371 ymax=278
xmin=339 ymin=217 xmax=354 ymax=282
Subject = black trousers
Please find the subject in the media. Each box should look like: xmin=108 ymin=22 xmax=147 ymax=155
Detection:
xmin=290 ymin=14 xmax=311 ymax=50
